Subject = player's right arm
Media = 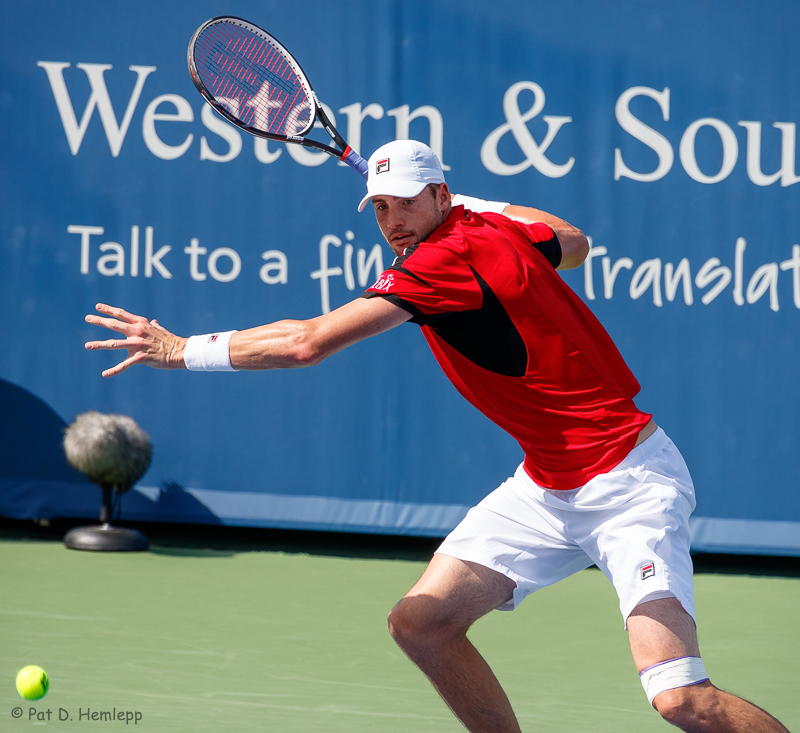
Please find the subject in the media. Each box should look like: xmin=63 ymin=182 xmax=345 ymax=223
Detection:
xmin=85 ymin=297 xmax=411 ymax=377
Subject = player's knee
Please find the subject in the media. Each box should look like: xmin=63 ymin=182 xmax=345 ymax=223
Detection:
xmin=387 ymin=597 xmax=434 ymax=646
xmin=653 ymin=686 xmax=697 ymax=726
xmin=653 ymin=682 xmax=717 ymax=728
xmin=387 ymin=596 xmax=464 ymax=653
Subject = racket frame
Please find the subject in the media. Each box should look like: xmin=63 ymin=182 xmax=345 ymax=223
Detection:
xmin=188 ymin=16 xmax=356 ymax=161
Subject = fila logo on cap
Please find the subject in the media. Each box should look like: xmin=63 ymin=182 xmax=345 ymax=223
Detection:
xmin=640 ymin=562 xmax=655 ymax=580
xmin=376 ymin=158 xmax=390 ymax=174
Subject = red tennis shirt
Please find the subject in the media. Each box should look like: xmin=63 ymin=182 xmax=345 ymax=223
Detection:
xmin=363 ymin=205 xmax=652 ymax=490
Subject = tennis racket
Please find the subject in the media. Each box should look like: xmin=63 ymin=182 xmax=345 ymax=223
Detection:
xmin=188 ymin=16 xmax=368 ymax=179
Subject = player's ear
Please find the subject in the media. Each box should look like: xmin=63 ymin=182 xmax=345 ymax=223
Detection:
xmin=438 ymin=182 xmax=451 ymax=209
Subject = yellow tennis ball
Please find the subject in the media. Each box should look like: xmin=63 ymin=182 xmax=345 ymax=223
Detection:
xmin=16 ymin=665 xmax=49 ymax=700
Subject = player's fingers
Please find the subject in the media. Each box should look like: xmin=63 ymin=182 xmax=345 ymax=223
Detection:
xmin=85 ymin=314 xmax=138 ymax=334
xmin=150 ymin=319 xmax=168 ymax=333
xmin=94 ymin=303 xmax=147 ymax=324
xmin=85 ymin=337 xmax=143 ymax=352
xmin=101 ymin=351 xmax=146 ymax=378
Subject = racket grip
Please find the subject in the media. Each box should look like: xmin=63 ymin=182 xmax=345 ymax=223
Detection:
xmin=341 ymin=147 xmax=369 ymax=180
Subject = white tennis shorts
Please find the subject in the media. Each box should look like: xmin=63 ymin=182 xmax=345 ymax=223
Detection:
xmin=437 ymin=428 xmax=697 ymax=624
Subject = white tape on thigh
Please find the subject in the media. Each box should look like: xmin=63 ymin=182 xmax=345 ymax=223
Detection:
xmin=640 ymin=656 xmax=709 ymax=706
xmin=183 ymin=331 xmax=238 ymax=371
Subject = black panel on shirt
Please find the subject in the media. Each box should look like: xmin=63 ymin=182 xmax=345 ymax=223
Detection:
xmin=422 ymin=266 xmax=528 ymax=377
xmin=534 ymin=231 xmax=562 ymax=269
xmin=365 ymin=267 xmax=528 ymax=378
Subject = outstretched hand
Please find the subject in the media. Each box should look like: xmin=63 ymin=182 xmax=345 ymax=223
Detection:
xmin=85 ymin=303 xmax=186 ymax=378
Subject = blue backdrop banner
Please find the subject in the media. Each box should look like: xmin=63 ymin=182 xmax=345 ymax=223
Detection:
xmin=1 ymin=0 xmax=798 ymax=554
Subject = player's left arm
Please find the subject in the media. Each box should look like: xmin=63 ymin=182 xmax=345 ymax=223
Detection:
xmin=499 ymin=205 xmax=589 ymax=270
xmin=229 ymin=296 xmax=410 ymax=370
xmin=85 ymin=297 xmax=411 ymax=377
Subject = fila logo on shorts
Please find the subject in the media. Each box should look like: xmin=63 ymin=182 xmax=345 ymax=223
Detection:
xmin=376 ymin=158 xmax=390 ymax=174
xmin=640 ymin=562 xmax=656 ymax=580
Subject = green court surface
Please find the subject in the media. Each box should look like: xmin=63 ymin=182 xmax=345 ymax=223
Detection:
xmin=1 ymin=529 xmax=798 ymax=732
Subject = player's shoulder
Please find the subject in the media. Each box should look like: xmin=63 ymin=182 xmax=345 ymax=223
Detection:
xmin=433 ymin=207 xmax=504 ymax=242
xmin=446 ymin=208 xmax=539 ymax=246
xmin=412 ymin=232 xmax=468 ymax=267
xmin=451 ymin=207 xmax=515 ymax=234
xmin=419 ymin=213 xmax=471 ymax=253
xmin=475 ymin=211 xmax=556 ymax=245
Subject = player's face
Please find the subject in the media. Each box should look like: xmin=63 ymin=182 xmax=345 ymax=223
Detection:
xmin=372 ymin=183 xmax=451 ymax=256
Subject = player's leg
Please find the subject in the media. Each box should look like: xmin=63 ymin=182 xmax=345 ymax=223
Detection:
xmin=388 ymin=467 xmax=592 ymax=733
xmin=388 ymin=553 xmax=521 ymax=733
xmin=574 ymin=428 xmax=789 ymax=731
xmin=627 ymin=597 xmax=790 ymax=733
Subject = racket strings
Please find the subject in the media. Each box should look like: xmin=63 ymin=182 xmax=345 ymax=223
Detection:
xmin=193 ymin=21 xmax=312 ymax=136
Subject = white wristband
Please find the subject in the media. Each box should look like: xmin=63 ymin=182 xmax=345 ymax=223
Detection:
xmin=183 ymin=331 xmax=238 ymax=372
xmin=452 ymin=194 xmax=509 ymax=215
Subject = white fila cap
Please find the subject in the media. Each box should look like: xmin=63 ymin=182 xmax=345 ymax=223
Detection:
xmin=357 ymin=140 xmax=446 ymax=212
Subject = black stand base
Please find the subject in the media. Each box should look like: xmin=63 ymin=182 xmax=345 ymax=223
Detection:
xmin=63 ymin=524 xmax=149 ymax=552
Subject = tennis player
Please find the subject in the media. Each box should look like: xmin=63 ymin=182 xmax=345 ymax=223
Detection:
xmin=85 ymin=140 xmax=789 ymax=733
